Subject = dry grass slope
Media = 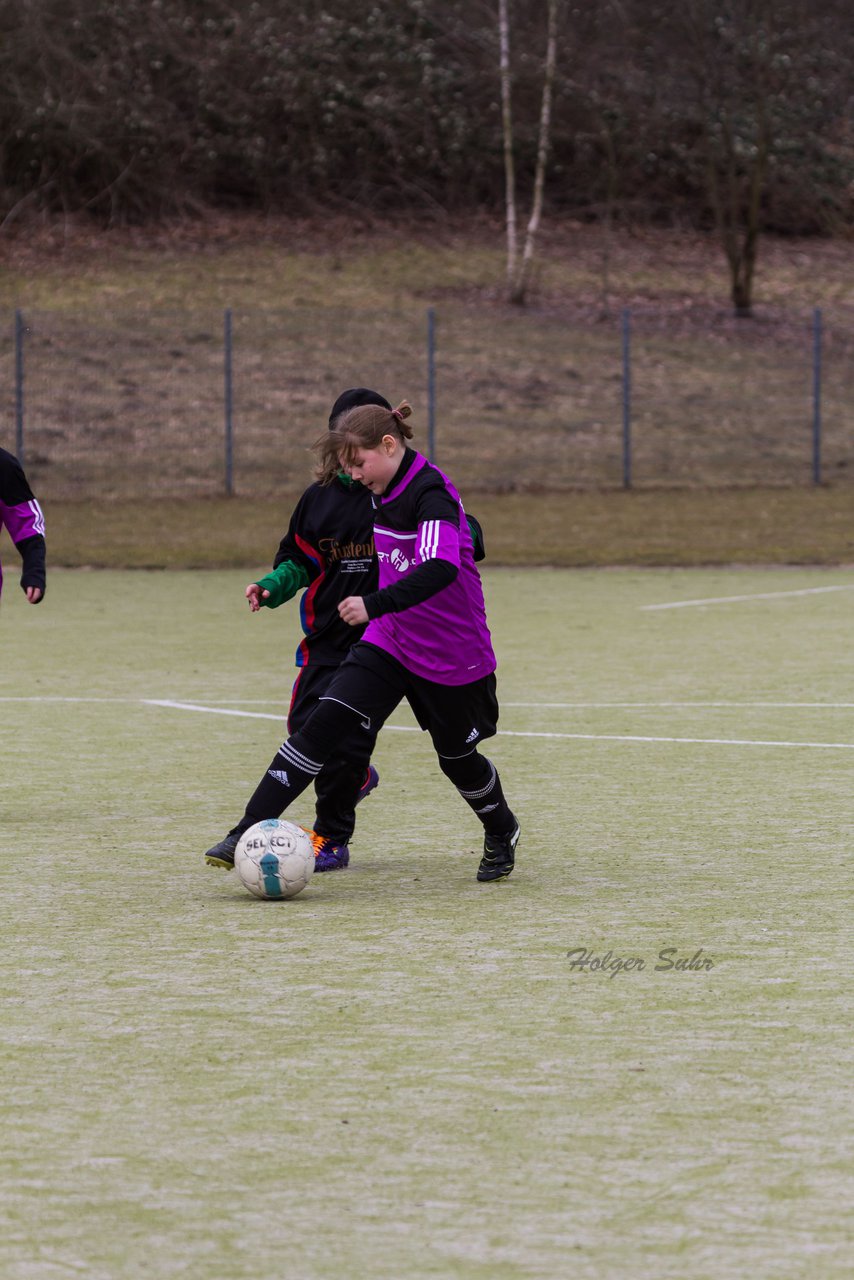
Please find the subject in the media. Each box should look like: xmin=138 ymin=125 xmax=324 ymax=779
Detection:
xmin=1 ymin=218 xmax=851 ymax=565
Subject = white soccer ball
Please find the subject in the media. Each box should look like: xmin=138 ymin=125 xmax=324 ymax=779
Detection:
xmin=234 ymin=819 xmax=315 ymax=900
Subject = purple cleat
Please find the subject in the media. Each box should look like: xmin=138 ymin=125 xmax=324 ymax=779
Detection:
xmin=303 ymin=768 xmax=376 ymax=872
xmin=305 ymin=829 xmax=351 ymax=872
xmin=356 ymin=765 xmax=379 ymax=803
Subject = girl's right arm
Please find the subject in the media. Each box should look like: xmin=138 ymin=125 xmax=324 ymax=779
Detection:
xmin=246 ymin=559 xmax=310 ymax=610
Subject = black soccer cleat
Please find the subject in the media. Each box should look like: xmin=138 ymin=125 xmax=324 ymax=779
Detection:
xmin=476 ymin=818 xmax=520 ymax=882
xmin=204 ymin=831 xmax=241 ymax=870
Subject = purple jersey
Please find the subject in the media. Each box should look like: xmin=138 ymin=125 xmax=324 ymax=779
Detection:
xmin=0 ymin=448 xmax=46 ymax=599
xmin=362 ymin=451 xmax=495 ymax=685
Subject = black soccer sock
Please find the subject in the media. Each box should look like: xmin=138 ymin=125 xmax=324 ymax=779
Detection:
xmin=235 ymin=734 xmax=325 ymax=832
xmin=437 ymin=751 xmax=514 ymax=836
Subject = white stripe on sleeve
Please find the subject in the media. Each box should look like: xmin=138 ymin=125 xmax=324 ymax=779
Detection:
xmin=28 ymin=500 xmax=45 ymax=536
xmin=419 ymin=520 xmax=441 ymax=561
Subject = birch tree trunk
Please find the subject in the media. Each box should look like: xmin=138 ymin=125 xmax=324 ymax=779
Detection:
xmin=498 ymin=0 xmax=517 ymax=288
xmin=508 ymin=0 xmax=560 ymax=306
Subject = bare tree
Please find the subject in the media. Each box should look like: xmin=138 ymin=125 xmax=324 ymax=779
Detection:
xmin=633 ymin=0 xmax=853 ymax=316
xmin=687 ymin=0 xmax=775 ymax=317
xmin=498 ymin=0 xmax=518 ymax=288
xmin=499 ymin=0 xmax=561 ymax=306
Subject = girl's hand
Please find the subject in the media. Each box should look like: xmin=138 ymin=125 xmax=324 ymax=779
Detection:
xmin=246 ymin=583 xmax=270 ymax=612
xmin=339 ymin=596 xmax=368 ymax=626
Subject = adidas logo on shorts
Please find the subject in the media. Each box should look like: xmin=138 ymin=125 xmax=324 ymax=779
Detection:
xmin=465 ymin=727 xmax=480 ymax=743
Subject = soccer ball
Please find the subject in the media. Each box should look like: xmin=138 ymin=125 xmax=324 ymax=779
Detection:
xmin=234 ymin=819 xmax=315 ymax=900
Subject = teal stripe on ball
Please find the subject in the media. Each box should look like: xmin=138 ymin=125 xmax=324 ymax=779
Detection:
xmin=259 ymin=851 xmax=283 ymax=898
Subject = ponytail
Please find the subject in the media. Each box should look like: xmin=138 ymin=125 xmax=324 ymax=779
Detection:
xmin=314 ymin=399 xmax=414 ymax=483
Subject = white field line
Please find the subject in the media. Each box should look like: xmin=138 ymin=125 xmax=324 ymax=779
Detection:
xmin=143 ymin=699 xmax=283 ymax=720
xmin=641 ymin=584 xmax=854 ymax=611
xmin=502 ymin=701 xmax=854 ymax=710
xmin=3 ymin=696 xmax=852 ymax=711
xmin=3 ymin=697 xmax=851 ymax=748
xmin=144 ymin=699 xmax=854 ymax=750
xmin=0 ymin=695 xmax=138 ymax=702
xmin=498 ymin=731 xmax=854 ymax=749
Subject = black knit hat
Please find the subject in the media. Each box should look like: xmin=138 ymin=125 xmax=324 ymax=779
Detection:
xmin=328 ymin=387 xmax=391 ymax=428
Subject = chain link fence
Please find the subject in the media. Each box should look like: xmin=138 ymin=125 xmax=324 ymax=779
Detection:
xmin=2 ymin=303 xmax=851 ymax=498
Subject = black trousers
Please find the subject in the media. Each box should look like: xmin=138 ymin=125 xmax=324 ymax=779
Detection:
xmin=288 ymin=663 xmax=373 ymax=842
xmin=241 ymin=643 xmax=512 ymax=839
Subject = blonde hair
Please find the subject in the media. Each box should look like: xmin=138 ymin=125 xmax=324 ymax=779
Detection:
xmin=315 ymin=400 xmax=413 ymax=484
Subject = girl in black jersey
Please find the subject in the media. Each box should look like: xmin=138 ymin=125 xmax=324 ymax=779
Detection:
xmin=208 ymin=387 xmax=484 ymax=874
xmin=230 ymin=388 xmax=389 ymax=871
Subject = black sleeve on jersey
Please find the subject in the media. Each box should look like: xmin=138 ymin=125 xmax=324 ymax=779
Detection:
xmin=362 ymin=558 xmax=458 ymax=619
xmin=414 ymin=477 xmax=460 ymax=527
xmin=0 ymin=448 xmax=36 ymax=505
xmin=271 ymin=488 xmax=322 ymax=580
xmin=17 ymin=534 xmax=46 ymax=598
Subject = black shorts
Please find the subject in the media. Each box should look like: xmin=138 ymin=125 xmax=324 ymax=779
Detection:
xmin=315 ymin=641 xmax=499 ymax=759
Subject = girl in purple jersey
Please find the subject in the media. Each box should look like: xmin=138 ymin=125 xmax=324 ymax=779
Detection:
xmin=0 ymin=447 xmax=46 ymax=605
xmin=205 ymin=401 xmax=519 ymax=882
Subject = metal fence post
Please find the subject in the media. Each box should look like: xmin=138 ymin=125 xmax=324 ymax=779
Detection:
xmin=15 ymin=309 xmax=24 ymax=465
xmin=622 ymin=307 xmax=632 ymax=489
xmin=224 ymin=307 xmax=234 ymax=496
xmin=427 ymin=306 xmax=436 ymax=464
xmin=812 ymin=307 xmax=822 ymax=486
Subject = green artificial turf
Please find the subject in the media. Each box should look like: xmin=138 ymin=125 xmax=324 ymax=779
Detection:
xmin=2 ymin=565 xmax=853 ymax=1278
